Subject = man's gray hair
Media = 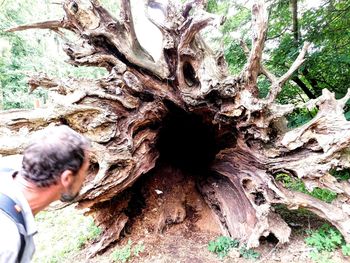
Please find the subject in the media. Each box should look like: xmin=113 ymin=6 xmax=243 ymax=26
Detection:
xmin=21 ymin=125 xmax=90 ymax=187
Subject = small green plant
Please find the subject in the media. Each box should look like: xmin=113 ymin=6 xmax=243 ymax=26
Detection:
xmin=33 ymin=208 xmax=103 ymax=263
xmin=239 ymin=245 xmax=261 ymax=260
xmin=305 ymin=224 xmax=350 ymax=260
xmin=345 ymin=111 xmax=350 ymax=121
xmin=208 ymin=236 xmax=260 ymax=260
xmin=133 ymin=241 xmax=145 ymax=257
xmin=287 ymin=107 xmax=318 ymax=128
xmin=208 ymin=236 xmax=239 ymax=259
xmin=111 ymin=240 xmax=145 ymax=263
xmin=309 ymin=251 xmax=334 ymax=263
xmin=342 ymin=244 xmax=350 ymax=256
xmin=305 ymin=224 xmax=343 ymax=252
xmin=276 ymin=173 xmax=307 ymax=192
xmin=276 ymin=173 xmax=337 ymax=203
xmin=309 ymin=188 xmax=337 ymax=203
xmin=330 ymin=168 xmax=350 ymax=181
xmin=78 ymin=218 xmax=102 ymax=248
xmin=112 ymin=240 xmax=132 ymax=263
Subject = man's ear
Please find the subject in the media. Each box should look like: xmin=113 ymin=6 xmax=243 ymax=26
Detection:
xmin=60 ymin=170 xmax=74 ymax=188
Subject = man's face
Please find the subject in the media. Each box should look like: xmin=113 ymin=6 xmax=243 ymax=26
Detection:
xmin=60 ymin=152 xmax=90 ymax=202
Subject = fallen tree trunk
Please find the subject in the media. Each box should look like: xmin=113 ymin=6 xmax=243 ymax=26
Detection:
xmin=2 ymin=0 xmax=350 ymax=255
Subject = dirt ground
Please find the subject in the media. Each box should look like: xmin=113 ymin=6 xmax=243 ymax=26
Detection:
xmin=74 ymin=224 xmax=347 ymax=263
xmin=67 ymin=165 xmax=349 ymax=263
xmin=33 ymin=163 xmax=348 ymax=263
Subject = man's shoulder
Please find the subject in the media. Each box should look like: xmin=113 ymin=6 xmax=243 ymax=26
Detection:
xmin=0 ymin=210 xmax=21 ymax=239
xmin=0 ymin=171 xmax=37 ymax=237
xmin=0 ymin=210 xmax=21 ymax=262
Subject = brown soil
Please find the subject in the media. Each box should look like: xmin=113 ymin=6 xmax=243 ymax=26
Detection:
xmin=119 ymin=232 xmax=309 ymax=263
xmin=70 ymin=163 xmax=346 ymax=263
xmin=70 ymin=163 xmax=348 ymax=263
xmin=129 ymin=162 xmax=222 ymax=236
xmin=74 ymin=225 xmax=347 ymax=263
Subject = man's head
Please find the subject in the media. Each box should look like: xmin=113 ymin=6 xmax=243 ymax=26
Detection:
xmin=20 ymin=125 xmax=90 ymax=202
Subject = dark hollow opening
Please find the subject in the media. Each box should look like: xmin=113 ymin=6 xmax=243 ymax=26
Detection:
xmin=156 ymin=103 xmax=217 ymax=173
xmin=119 ymin=104 xmax=228 ymax=239
xmin=85 ymin=161 xmax=99 ymax=186
xmin=259 ymin=233 xmax=279 ymax=245
xmin=183 ymin=61 xmax=199 ymax=87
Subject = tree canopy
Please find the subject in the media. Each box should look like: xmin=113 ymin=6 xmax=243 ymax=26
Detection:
xmin=1 ymin=0 xmax=349 ymax=111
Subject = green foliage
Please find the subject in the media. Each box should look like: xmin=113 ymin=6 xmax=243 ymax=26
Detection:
xmin=305 ymin=224 xmax=350 ymax=261
xmin=309 ymin=251 xmax=334 ymax=263
xmin=239 ymin=245 xmax=261 ymax=260
xmin=300 ymin=1 xmax=350 ymax=97
xmin=257 ymin=76 xmax=270 ymax=98
xmin=133 ymin=242 xmax=145 ymax=257
xmin=330 ymin=168 xmax=350 ymax=181
xmin=77 ymin=218 xmax=102 ymax=248
xmin=276 ymin=173 xmax=337 ymax=203
xmin=309 ymin=188 xmax=337 ymax=203
xmin=33 ymin=207 xmax=102 ymax=263
xmin=208 ymin=236 xmax=260 ymax=260
xmin=0 ymin=0 xmax=107 ymax=110
xmin=2 ymin=0 xmax=350 ymax=112
xmin=262 ymin=0 xmax=350 ymax=104
xmin=206 ymin=0 xmax=232 ymax=16
xmin=345 ymin=111 xmax=350 ymax=121
xmin=222 ymin=9 xmax=250 ymax=75
xmin=276 ymin=173 xmax=307 ymax=192
xmin=206 ymin=0 xmax=219 ymax=13
xmin=206 ymin=0 xmax=250 ymax=75
xmin=208 ymin=236 xmax=239 ymax=259
xmin=224 ymin=41 xmax=246 ymax=74
xmin=0 ymin=33 xmax=36 ymax=109
xmin=112 ymin=240 xmax=132 ymax=263
xmin=111 ymin=240 xmax=145 ymax=263
xmin=342 ymin=244 xmax=350 ymax=256
xmin=287 ymin=107 xmax=318 ymax=128
xmin=305 ymin=224 xmax=343 ymax=252
xmin=0 ymin=1 xmax=47 ymax=109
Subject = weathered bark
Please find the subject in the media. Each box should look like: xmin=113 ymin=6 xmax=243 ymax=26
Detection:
xmin=2 ymin=0 xmax=350 ymax=255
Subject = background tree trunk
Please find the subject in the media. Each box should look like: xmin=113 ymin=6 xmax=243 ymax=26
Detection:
xmin=290 ymin=0 xmax=316 ymax=99
xmin=1 ymin=0 xmax=350 ymax=256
